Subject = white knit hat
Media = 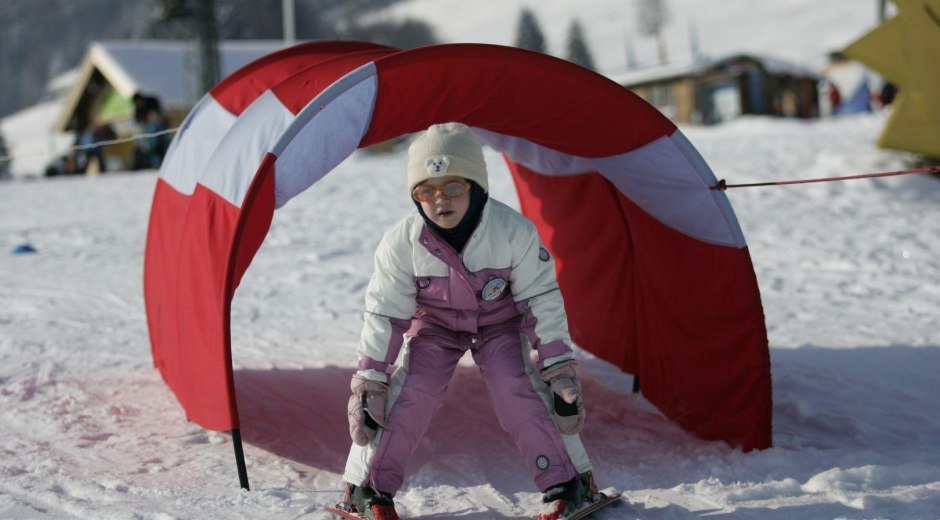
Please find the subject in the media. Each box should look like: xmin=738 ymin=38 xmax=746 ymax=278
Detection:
xmin=407 ymin=122 xmax=488 ymax=193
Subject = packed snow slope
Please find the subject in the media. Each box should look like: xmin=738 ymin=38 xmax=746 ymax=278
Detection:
xmin=1 ymin=113 xmax=939 ymax=519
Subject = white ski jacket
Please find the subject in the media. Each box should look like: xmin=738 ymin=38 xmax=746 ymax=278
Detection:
xmin=356 ymin=198 xmax=574 ymax=380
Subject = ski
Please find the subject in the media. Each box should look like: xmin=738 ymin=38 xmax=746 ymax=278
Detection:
xmin=324 ymin=504 xmax=399 ymax=520
xmin=324 ymin=505 xmax=365 ymax=519
xmin=326 ymin=491 xmax=632 ymax=520
xmin=538 ymin=491 xmax=632 ymax=520
xmin=565 ymin=491 xmax=622 ymax=520
xmin=571 ymin=491 xmax=650 ymax=520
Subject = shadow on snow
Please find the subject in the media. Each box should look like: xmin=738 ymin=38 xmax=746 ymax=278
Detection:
xmin=230 ymin=345 xmax=940 ymax=518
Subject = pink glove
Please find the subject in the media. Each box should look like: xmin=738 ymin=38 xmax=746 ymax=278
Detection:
xmin=347 ymin=374 xmax=388 ymax=446
xmin=540 ymin=360 xmax=584 ymax=435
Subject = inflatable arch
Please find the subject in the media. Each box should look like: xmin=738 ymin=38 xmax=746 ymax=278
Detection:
xmin=144 ymin=41 xmax=772 ymax=487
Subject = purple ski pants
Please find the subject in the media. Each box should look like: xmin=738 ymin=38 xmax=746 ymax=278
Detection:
xmin=365 ymin=326 xmax=577 ymax=494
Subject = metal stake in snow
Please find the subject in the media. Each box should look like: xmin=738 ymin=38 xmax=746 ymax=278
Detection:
xmin=232 ymin=429 xmax=250 ymax=490
xmin=710 ymin=165 xmax=940 ymax=190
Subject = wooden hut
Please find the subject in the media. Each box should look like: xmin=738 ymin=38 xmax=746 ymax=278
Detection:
xmin=611 ymin=53 xmax=821 ymax=125
xmin=54 ymin=40 xmax=285 ymax=172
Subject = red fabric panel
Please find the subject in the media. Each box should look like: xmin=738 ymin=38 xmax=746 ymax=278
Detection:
xmin=172 ymin=184 xmax=242 ymax=430
xmin=273 ymin=49 xmax=398 ymax=114
xmin=360 ymin=44 xmax=675 ymax=156
xmin=508 ymin=161 xmax=639 ymax=374
xmin=159 ymin=158 xmax=276 ymax=432
xmin=230 ymin=154 xmax=277 ymax=297
xmin=620 ymin=191 xmax=771 ymax=451
xmin=143 ymin=179 xmax=190 ymax=396
xmin=509 ymin=161 xmax=772 ymax=451
xmin=211 ymin=41 xmax=394 ymax=115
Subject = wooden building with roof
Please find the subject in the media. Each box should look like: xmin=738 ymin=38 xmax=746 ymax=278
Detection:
xmin=611 ymin=53 xmax=822 ymax=125
xmin=54 ymin=40 xmax=285 ymax=172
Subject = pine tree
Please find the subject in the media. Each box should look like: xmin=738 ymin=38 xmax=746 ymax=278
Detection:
xmin=565 ymin=18 xmax=596 ymax=71
xmin=514 ymin=7 xmax=547 ymax=54
xmin=637 ymin=0 xmax=670 ymax=64
xmin=340 ymin=17 xmax=438 ymax=49
xmin=0 ymin=130 xmax=10 ymax=180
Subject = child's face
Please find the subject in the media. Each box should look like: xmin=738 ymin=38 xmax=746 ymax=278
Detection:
xmin=416 ymin=176 xmax=471 ymax=229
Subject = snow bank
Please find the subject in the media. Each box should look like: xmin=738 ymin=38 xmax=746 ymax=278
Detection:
xmin=0 ymin=99 xmax=73 ymax=179
xmin=803 ymin=464 xmax=940 ymax=510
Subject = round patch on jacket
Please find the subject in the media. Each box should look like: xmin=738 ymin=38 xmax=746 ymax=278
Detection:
xmin=538 ymin=247 xmax=551 ymax=262
xmin=416 ymin=277 xmax=431 ymax=289
xmin=536 ymin=455 xmax=550 ymax=470
xmin=481 ymin=277 xmax=507 ymax=301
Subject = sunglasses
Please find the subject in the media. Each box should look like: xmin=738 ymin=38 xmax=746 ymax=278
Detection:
xmin=412 ymin=180 xmax=470 ymax=202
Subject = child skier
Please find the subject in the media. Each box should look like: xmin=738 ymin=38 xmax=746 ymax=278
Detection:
xmin=338 ymin=123 xmax=600 ymax=520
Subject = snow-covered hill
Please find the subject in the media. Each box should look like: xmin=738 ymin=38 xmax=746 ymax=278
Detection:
xmin=1 ymin=111 xmax=938 ymax=518
xmin=366 ymin=0 xmax=883 ymax=74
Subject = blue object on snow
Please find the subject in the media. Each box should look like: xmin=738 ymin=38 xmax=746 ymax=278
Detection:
xmin=11 ymin=243 xmax=37 ymax=255
xmin=837 ymin=75 xmax=872 ymax=116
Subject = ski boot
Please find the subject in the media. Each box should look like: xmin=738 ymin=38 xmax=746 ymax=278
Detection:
xmin=538 ymin=471 xmax=609 ymax=520
xmin=537 ymin=475 xmax=585 ymax=520
xmin=579 ymin=470 xmax=608 ymax=502
xmin=334 ymin=482 xmax=400 ymax=520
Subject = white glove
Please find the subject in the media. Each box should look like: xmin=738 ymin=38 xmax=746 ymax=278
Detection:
xmin=347 ymin=374 xmax=388 ymax=446
xmin=541 ymin=360 xmax=584 ymax=435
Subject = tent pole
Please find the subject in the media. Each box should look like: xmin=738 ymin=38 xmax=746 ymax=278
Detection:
xmin=231 ymin=429 xmax=250 ymax=490
xmin=632 ymin=375 xmax=641 ymax=394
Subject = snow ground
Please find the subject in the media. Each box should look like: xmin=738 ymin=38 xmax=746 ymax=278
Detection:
xmin=1 ymin=112 xmax=939 ymax=519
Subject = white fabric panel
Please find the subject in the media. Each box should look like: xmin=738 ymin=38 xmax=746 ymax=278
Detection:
xmin=474 ymin=128 xmax=746 ymax=248
xmin=670 ymin=130 xmax=747 ymax=247
xmin=159 ymin=97 xmax=196 ymax=171
xmin=199 ymin=91 xmax=295 ymax=207
xmin=593 ymin=135 xmax=745 ymax=248
xmin=158 ymin=96 xmax=237 ymax=195
xmin=273 ymin=64 xmax=379 ymax=208
xmin=472 ymin=127 xmax=595 ymax=175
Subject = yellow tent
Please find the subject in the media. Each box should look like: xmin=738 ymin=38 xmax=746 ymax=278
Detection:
xmin=844 ymin=0 xmax=940 ymax=158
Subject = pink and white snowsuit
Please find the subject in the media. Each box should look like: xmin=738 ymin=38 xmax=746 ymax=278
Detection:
xmin=343 ymin=198 xmax=592 ymax=494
